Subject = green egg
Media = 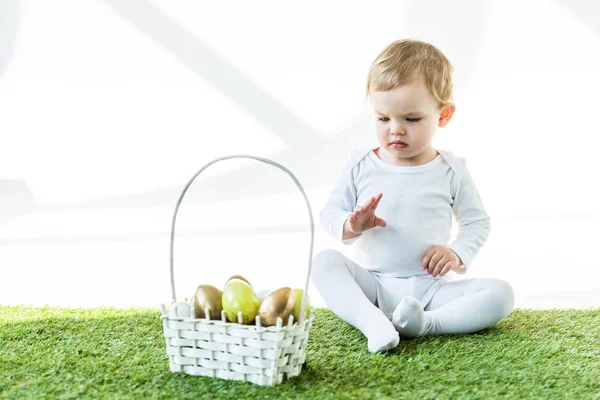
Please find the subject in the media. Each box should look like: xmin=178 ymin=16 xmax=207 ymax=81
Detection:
xmin=293 ymin=288 xmax=311 ymax=322
xmin=222 ymin=279 xmax=260 ymax=324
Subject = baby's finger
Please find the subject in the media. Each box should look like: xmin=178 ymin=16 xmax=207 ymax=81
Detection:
xmin=432 ymin=258 xmax=447 ymax=277
xmin=439 ymin=262 xmax=453 ymax=277
xmin=428 ymin=252 xmax=444 ymax=272
xmin=421 ymin=248 xmax=435 ymax=269
xmin=354 ymin=205 xmax=364 ymax=214
xmin=364 ymin=196 xmax=376 ymax=211
xmin=372 ymin=193 xmax=383 ymax=210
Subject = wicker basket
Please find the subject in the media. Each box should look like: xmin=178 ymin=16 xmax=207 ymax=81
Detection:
xmin=160 ymin=155 xmax=315 ymax=386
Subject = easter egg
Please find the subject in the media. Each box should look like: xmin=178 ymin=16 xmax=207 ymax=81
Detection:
xmin=258 ymin=287 xmax=296 ymax=327
xmin=190 ymin=284 xmax=223 ymax=320
xmin=256 ymin=289 xmax=271 ymax=303
xmin=293 ymin=288 xmax=311 ymax=322
xmin=222 ymin=278 xmax=259 ymax=324
xmin=168 ymin=301 xmax=192 ymax=318
xmin=226 ymin=275 xmax=252 ymax=288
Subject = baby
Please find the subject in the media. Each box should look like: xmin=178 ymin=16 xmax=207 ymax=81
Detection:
xmin=311 ymin=39 xmax=514 ymax=353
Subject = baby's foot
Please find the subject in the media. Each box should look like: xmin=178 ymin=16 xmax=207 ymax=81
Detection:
xmin=392 ymin=296 xmax=426 ymax=337
xmin=366 ymin=318 xmax=400 ymax=353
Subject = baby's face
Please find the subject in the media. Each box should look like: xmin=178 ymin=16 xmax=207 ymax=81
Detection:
xmin=370 ymin=80 xmax=450 ymax=166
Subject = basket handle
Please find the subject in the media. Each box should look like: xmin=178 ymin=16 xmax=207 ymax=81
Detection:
xmin=169 ymin=155 xmax=314 ymax=323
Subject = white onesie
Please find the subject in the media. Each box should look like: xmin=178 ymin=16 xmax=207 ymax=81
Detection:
xmin=321 ymin=148 xmax=490 ymax=276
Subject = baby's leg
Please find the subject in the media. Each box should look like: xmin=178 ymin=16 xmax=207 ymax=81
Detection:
xmin=392 ymin=278 xmax=514 ymax=337
xmin=311 ymin=249 xmax=399 ymax=352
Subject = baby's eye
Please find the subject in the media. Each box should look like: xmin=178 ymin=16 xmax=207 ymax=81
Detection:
xmin=377 ymin=117 xmax=389 ymax=122
xmin=406 ymin=118 xmax=421 ymax=123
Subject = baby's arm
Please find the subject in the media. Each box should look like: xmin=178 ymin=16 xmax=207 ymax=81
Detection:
xmin=447 ymin=159 xmax=491 ymax=273
xmin=320 ymin=153 xmax=361 ymax=244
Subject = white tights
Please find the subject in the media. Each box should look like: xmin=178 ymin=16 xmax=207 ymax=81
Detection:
xmin=311 ymin=249 xmax=515 ymax=353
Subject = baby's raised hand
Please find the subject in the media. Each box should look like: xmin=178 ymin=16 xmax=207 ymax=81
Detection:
xmin=345 ymin=193 xmax=387 ymax=234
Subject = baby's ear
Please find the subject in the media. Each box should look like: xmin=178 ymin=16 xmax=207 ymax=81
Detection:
xmin=438 ymin=104 xmax=456 ymax=128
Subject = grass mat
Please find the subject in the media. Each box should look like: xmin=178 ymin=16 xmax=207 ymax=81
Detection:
xmin=1 ymin=306 xmax=599 ymax=399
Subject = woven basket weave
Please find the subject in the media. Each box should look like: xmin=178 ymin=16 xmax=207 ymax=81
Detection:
xmin=160 ymin=155 xmax=314 ymax=386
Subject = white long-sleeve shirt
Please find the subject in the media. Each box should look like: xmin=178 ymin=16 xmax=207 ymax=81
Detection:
xmin=320 ymin=148 xmax=490 ymax=278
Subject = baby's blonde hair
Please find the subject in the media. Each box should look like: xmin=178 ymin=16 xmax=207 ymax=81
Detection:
xmin=366 ymin=39 xmax=454 ymax=108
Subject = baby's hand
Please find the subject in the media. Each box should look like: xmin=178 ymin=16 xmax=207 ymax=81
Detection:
xmin=421 ymin=246 xmax=462 ymax=277
xmin=345 ymin=193 xmax=387 ymax=234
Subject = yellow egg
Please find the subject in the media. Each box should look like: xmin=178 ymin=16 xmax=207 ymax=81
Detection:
xmin=292 ymin=288 xmax=311 ymax=322
xmin=190 ymin=284 xmax=223 ymax=320
xmin=222 ymin=278 xmax=260 ymax=324
xmin=258 ymin=287 xmax=296 ymax=327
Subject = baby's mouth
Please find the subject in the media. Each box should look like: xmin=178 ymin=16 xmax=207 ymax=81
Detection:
xmin=390 ymin=141 xmax=408 ymax=148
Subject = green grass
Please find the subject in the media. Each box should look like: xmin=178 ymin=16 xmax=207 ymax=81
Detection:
xmin=1 ymin=306 xmax=599 ymax=399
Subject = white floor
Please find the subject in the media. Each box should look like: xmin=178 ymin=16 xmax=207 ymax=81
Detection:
xmin=1 ymin=194 xmax=599 ymax=311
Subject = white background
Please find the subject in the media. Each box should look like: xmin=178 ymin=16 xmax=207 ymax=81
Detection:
xmin=1 ymin=0 xmax=599 ymax=309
